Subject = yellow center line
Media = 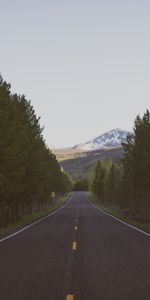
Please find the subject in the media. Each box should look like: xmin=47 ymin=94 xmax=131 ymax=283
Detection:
xmin=66 ymin=294 xmax=74 ymax=300
xmin=72 ymin=241 xmax=77 ymax=250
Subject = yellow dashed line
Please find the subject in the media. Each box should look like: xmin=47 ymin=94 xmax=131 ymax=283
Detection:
xmin=66 ymin=294 xmax=74 ymax=300
xmin=72 ymin=241 xmax=77 ymax=250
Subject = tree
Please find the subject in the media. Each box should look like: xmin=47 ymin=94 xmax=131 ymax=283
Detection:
xmin=122 ymin=110 xmax=150 ymax=222
xmin=92 ymin=161 xmax=105 ymax=199
xmin=0 ymin=75 xmax=72 ymax=225
xmin=74 ymin=178 xmax=89 ymax=191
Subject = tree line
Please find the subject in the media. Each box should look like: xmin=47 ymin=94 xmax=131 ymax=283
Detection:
xmin=0 ymin=75 xmax=71 ymax=226
xmin=92 ymin=110 xmax=150 ymax=223
xmin=73 ymin=178 xmax=89 ymax=191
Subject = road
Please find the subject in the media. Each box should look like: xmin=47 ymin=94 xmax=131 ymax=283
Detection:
xmin=0 ymin=192 xmax=150 ymax=300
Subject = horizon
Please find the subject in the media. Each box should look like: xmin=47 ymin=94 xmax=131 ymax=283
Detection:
xmin=1 ymin=1 xmax=150 ymax=147
xmin=52 ymin=127 xmax=131 ymax=150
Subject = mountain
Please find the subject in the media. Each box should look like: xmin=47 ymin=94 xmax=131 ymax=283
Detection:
xmin=53 ymin=128 xmax=130 ymax=179
xmin=59 ymin=147 xmax=124 ymax=179
xmin=73 ymin=129 xmax=129 ymax=151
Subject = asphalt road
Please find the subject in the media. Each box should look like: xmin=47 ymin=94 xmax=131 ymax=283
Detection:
xmin=0 ymin=192 xmax=150 ymax=300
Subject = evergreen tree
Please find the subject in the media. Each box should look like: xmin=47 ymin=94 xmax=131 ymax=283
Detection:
xmin=122 ymin=110 xmax=150 ymax=221
xmin=92 ymin=161 xmax=105 ymax=200
xmin=74 ymin=178 xmax=89 ymax=191
xmin=0 ymin=75 xmax=71 ymax=225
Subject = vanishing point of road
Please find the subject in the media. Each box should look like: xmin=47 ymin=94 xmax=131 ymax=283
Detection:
xmin=0 ymin=192 xmax=150 ymax=300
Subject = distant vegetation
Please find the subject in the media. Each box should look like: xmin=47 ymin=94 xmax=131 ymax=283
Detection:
xmin=54 ymin=147 xmax=124 ymax=179
xmin=1 ymin=75 xmax=149 ymax=228
xmin=0 ymin=75 xmax=71 ymax=226
xmin=91 ymin=110 xmax=150 ymax=223
xmin=74 ymin=178 xmax=89 ymax=191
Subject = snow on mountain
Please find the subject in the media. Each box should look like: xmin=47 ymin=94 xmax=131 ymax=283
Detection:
xmin=74 ymin=129 xmax=129 ymax=151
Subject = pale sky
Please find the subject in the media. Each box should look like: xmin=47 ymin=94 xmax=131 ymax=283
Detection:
xmin=0 ymin=0 xmax=150 ymax=148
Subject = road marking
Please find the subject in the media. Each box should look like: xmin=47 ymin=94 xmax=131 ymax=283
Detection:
xmin=66 ymin=295 xmax=74 ymax=300
xmin=76 ymin=218 xmax=78 ymax=222
xmin=72 ymin=241 xmax=77 ymax=250
xmin=75 ymin=226 xmax=78 ymax=230
xmin=86 ymin=194 xmax=150 ymax=238
xmin=0 ymin=193 xmax=74 ymax=243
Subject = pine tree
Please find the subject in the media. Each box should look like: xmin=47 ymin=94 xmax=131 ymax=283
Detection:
xmin=122 ymin=110 xmax=150 ymax=222
xmin=93 ymin=161 xmax=105 ymax=200
xmin=0 ymin=75 xmax=71 ymax=225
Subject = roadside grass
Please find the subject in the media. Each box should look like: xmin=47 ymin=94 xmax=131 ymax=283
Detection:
xmin=0 ymin=193 xmax=72 ymax=238
xmin=87 ymin=192 xmax=150 ymax=234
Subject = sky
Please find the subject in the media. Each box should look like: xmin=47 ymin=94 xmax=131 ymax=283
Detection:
xmin=0 ymin=0 xmax=150 ymax=148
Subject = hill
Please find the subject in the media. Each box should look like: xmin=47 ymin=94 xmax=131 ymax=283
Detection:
xmin=53 ymin=146 xmax=124 ymax=179
xmin=73 ymin=128 xmax=129 ymax=151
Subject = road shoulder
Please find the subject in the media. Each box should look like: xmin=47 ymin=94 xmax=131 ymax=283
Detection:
xmin=0 ymin=193 xmax=73 ymax=241
xmin=87 ymin=192 xmax=150 ymax=237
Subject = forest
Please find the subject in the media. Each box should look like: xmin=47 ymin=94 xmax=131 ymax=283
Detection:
xmin=0 ymin=75 xmax=71 ymax=226
xmin=91 ymin=110 xmax=150 ymax=223
xmin=1 ymin=74 xmax=150 ymax=228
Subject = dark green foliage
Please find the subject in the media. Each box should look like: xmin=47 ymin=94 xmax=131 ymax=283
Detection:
xmin=91 ymin=110 xmax=150 ymax=223
xmin=92 ymin=159 xmax=122 ymax=204
xmin=122 ymin=110 xmax=150 ymax=222
xmin=74 ymin=178 xmax=89 ymax=191
xmin=0 ymin=75 xmax=71 ymax=226
xmin=92 ymin=161 xmax=105 ymax=198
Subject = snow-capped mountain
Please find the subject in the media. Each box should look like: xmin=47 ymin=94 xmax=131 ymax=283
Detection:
xmin=74 ymin=129 xmax=129 ymax=151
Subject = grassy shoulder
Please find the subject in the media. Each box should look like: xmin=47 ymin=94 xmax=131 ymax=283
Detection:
xmin=87 ymin=192 xmax=150 ymax=234
xmin=0 ymin=193 xmax=72 ymax=238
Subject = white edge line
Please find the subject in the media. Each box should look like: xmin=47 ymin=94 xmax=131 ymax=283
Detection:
xmin=0 ymin=193 xmax=74 ymax=243
xmin=86 ymin=193 xmax=150 ymax=238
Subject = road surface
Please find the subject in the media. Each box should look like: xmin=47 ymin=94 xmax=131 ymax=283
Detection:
xmin=0 ymin=192 xmax=150 ymax=299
